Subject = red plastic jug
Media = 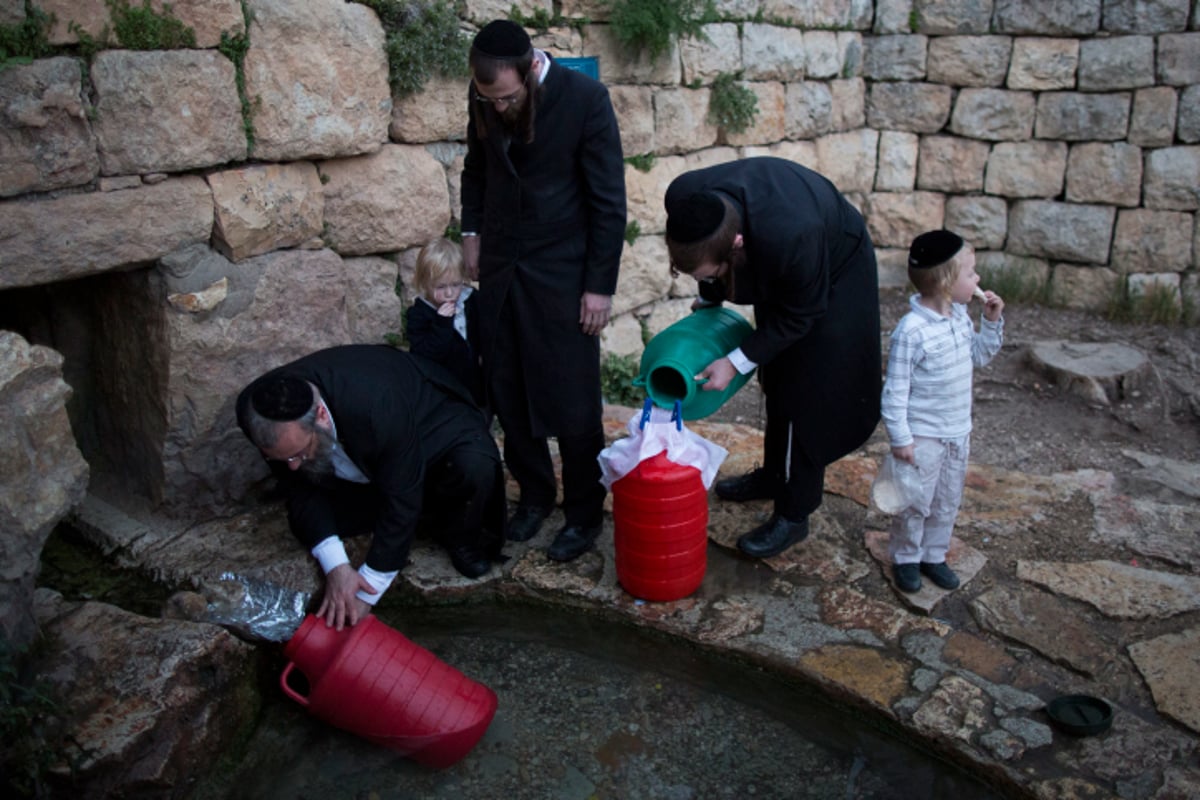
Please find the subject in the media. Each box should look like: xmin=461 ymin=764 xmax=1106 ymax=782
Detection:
xmin=612 ymin=450 xmax=708 ymax=602
xmin=281 ymin=613 xmax=497 ymax=768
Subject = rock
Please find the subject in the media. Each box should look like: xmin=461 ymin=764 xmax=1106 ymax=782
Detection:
xmin=969 ymin=586 xmax=1113 ymax=676
xmin=207 ymin=162 xmax=325 ymax=262
xmin=0 ymin=332 xmax=89 ymax=645
xmin=865 ymin=530 xmax=987 ymax=613
xmin=1120 ymin=450 xmax=1200 ymax=500
xmin=1128 ymin=627 xmax=1200 ymax=734
xmin=911 ymin=673 xmax=991 ymax=743
xmin=1026 ymin=340 xmax=1151 ymax=406
xmin=1017 ymin=560 xmax=1200 ymax=619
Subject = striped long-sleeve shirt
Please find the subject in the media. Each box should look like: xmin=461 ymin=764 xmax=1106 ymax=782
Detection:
xmin=881 ymin=294 xmax=1004 ymax=447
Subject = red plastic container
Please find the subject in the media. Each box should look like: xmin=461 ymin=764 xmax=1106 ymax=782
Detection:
xmin=281 ymin=614 xmax=497 ymax=768
xmin=612 ymin=450 xmax=708 ymax=601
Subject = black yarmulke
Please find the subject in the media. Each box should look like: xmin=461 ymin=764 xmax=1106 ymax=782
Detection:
xmin=251 ymin=376 xmax=312 ymax=421
xmin=666 ymin=191 xmax=726 ymax=243
xmin=908 ymin=229 xmax=964 ymax=268
xmin=473 ymin=20 xmax=531 ymax=58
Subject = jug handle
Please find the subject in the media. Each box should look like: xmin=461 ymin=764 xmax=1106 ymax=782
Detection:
xmin=280 ymin=662 xmax=310 ymax=707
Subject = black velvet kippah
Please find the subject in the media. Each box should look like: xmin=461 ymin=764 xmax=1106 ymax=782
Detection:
xmin=473 ymin=20 xmax=531 ymax=58
xmin=665 ymin=191 xmax=725 ymax=243
xmin=251 ymin=375 xmax=313 ymax=421
xmin=908 ymin=229 xmax=964 ymax=268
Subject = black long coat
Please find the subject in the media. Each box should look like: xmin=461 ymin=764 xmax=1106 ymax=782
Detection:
xmin=665 ymin=157 xmax=882 ymax=466
xmin=405 ymin=291 xmax=485 ymax=408
xmin=235 ymin=345 xmax=501 ymax=572
xmin=461 ymin=56 xmax=626 ymax=436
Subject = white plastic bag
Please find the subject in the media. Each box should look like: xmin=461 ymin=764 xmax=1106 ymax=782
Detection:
xmin=871 ymin=453 xmax=923 ymax=514
xmin=598 ymin=400 xmax=728 ymax=490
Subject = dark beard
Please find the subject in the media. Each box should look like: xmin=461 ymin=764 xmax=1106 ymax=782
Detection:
xmin=298 ymin=426 xmax=337 ymax=480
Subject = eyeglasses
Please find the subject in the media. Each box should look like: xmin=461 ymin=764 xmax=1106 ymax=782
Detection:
xmin=472 ymin=88 xmax=524 ymax=107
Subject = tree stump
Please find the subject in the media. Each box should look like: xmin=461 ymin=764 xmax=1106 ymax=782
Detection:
xmin=1026 ymin=340 xmax=1151 ymax=406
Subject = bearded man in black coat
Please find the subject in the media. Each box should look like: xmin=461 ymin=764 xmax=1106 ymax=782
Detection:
xmin=460 ymin=20 xmax=627 ymax=562
xmin=664 ymin=157 xmax=882 ymax=559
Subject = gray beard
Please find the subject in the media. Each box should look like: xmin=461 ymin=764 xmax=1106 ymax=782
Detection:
xmin=298 ymin=426 xmax=337 ymax=479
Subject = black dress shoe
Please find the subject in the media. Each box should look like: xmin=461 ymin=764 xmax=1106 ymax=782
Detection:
xmin=920 ymin=561 xmax=960 ymax=590
xmin=715 ymin=468 xmax=781 ymax=502
xmin=448 ymin=545 xmax=491 ymax=578
xmin=507 ymin=505 xmax=552 ymax=542
xmin=736 ymin=514 xmax=809 ymax=558
xmin=547 ymin=524 xmax=601 ymax=562
xmin=893 ymin=563 xmax=922 ymax=593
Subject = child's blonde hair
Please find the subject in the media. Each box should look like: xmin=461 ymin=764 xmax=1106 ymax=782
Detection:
xmin=909 ymin=242 xmax=973 ymax=300
xmin=414 ymin=238 xmax=465 ymax=298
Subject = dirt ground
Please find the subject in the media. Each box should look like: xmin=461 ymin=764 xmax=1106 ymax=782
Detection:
xmin=706 ymin=286 xmax=1200 ymax=568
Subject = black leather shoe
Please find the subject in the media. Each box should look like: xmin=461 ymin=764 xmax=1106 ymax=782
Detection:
xmin=893 ymin=563 xmax=921 ymax=593
xmin=507 ymin=505 xmax=552 ymax=542
xmin=920 ymin=561 xmax=960 ymax=590
xmin=736 ymin=515 xmax=809 ymax=558
xmin=448 ymin=545 xmax=491 ymax=579
xmin=715 ymin=468 xmax=781 ymax=503
xmin=547 ymin=524 xmax=601 ymax=562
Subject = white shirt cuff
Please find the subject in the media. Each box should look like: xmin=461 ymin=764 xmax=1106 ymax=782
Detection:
xmin=356 ymin=564 xmax=398 ymax=606
xmin=727 ymin=347 xmax=757 ymax=375
xmin=311 ymin=536 xmax=349 ymax=573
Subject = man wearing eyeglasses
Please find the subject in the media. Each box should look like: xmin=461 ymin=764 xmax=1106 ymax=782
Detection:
xmin=663 ymin=158 xmax=882 ymax=559
xmin=460 ymin=20 xmax=626 ymax=563
xmin=236 ymin=345 xmax=506 ymax=630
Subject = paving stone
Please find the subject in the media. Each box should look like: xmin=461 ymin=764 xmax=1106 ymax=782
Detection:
xmin=942 ymin=631 xmax=1019 ymax=683
xmin=864 ymin=530 xmax=987 ymax=613
xmin=1062 ymin=707 xmax=1197 ymax=784
xmin=980 ymin=729 xmax=1025 ymax=760
xmin=1091 ymin=491 xmax=1200 ymax=571
xmin=1128 ymin=627 xmax=1200 ymax=734
xmin=969 ymin=586 xmax=1113 ymax=676
xmin=817 ymin=585 xmax=949 ymax=640
xmin=1000 ymin=716 xmax=1054 ymax=749
xmin=799 ymin=644 xmax=913 ymax=709
xmin=911 ymin=674 xmax=990 ymax=744
xmin=1119 ymin=450 xmax=1200 ymax=500
xmin=1017 ymin=560 xmax=1200 ymax=619
xmin=694 ymin=596 xmax=763 ymax=644
xmin=1026 ymin=340 xmax=1152 ymax=406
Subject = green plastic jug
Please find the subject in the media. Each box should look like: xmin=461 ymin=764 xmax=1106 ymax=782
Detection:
xmin=633 ymin=306 xmax=755 ymax=420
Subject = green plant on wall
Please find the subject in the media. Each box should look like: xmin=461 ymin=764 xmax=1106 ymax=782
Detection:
xmin=218 ymin=1 xmax=257 ymax=151
xmin=607 ymin=0 xmax=713 ymax=60
xmin=624 ymin=219 xmax=641 ymax=245
xmin=601 ymin=352 xmax=645 ymax=407
xmin=0 ymin=2 xmax=53 ymax=69
xmin=109 ymin=0 xmax=195 ymax=49
xmin=357 ymin=0 xmax=468 ymax=97
xmin=624 ymin=152 xmax=656 ymax=172
xmin=708 ymin=71 xmax=757 ymax=134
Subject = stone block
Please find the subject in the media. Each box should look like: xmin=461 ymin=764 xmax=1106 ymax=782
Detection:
xmin=600 ymin=312 xmax=645 ymax=359
xmin=319 ymin=144 xmax=450 ymax=256
xmin=985 ymin=140 xmax=1068 ymax=198
xmin=742 ymin=141 xmax=820 ymax=173
xmin=868 ymin=82 xmax=953 ymax=132
xmin=875 ymin=247 xmax=910 ymax=288
xmin=803 ymin=30 xmax=843 ymax=80
xmin=613 ymin=236 xmax=672 ymax=317
xmin=867 ymin=191 xmax=945 ymax=248
xmin=0 ymin=57 xmax=98 ymax=197
xmin=1156 ymin=32 xmax=1200 ymax=85
xmin=1065 ymin=142 xmax=1142 ymax=207
xmin=862 ymin=35 xmax=927 ymax=81
xmin=680 ymin=23 xmax=742 ymax=85
xmin=1006 ymin=37 xmax=1078 ymax=90
xmin=724 ymin=82 xmax=786 ymax=146
xmin=1111 ymin=209 xmax=1195 ymax=273
xmin=40 ymin=0 xmax=244 ymax=47
xmin=785 ymin=81 xmax=833 ymax=140
xmin=581 ymin=24 xmax=680 ymax=86
xmin=761 ymin=0 xmax=857 ymax=29
xmin=992 ymin=0 xmax=1102 ymax=34
xmin=1078 ymin=36 xmax=1155 ymax=90
xmin=653 ymin=88 xmax=719 ymax=155
xmin=0 ymin=0 xmax=21 ymax=24
xmin=945 ymin=196 xmax=1008 ymax=250
xmin=741 ymin=23 xmax=804 ymax=82
xmin=1177 ymin=86 xmax=1200 ymax=143
xmin=245 ymin=0 xmax=391 ymax=161
xmin=342 ymin=256 xmax=404 ymax=344
xmin=927 ymin=36 xmax=1012 ymax=87
xmin=611 ymin=85 xmax=656 ymax=157
xmin=874 ymin=0 xmax=916 ymax=34
xmin=876 ymin=130 xmax=919 ymax=191
xmin=207 ymin=162 xmax=324 ymax=262
xmin=559 ymin=0 xmax=608 ymax=19
xmin=390 ymin=75 xmax=467 ymax=144
xmin=1144 ymin=146 xmax=1200 ymax=210
xmin=1048 ymin=263 xmax=1120 ymax=310
xmin=1034 ymin=92 xmax=1131 ymax=140
xmin=913 ymin=0 xmax=994 ymax=34
xmin=830 ymin=78 xmax=867 ymax=131
xmin=1102 ymin=0 xmax=1190 ymax=33
xmin=464 ymin=0 xmax=550 ymax=23
xmin=0 ymin=177 xmax=213 ymax=289
xmin=916 ymin=135 xmax=990 ymax=192
xmin=1009 ymin=200 xmax=1115 ymax=263
xmin=975 ymin=251 xmax=1050 ymax=289
xmin=815 ymin=129 xmax=879 ymax=194
xmin=91 ymin=50 xmax=246 ymax=175
xmin=950 ymin=88 xmax=1035 ymax=141
xmin=1129 ymin=86 xmax=1179 ymax=146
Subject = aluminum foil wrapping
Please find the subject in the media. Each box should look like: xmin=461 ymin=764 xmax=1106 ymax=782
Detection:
xmin=202 ymin=572 xmax=311 ymax=643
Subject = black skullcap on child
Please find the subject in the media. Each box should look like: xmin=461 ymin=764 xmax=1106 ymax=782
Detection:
xmin=473 ymin=20 xmax=532 ymax=58
xmin=908 ymin=229 xmax=964 ymax=269
xmin=665 ymin=191 xmax=726 ymax=243
xmin=251 ymin=375 xmax=313 ymax=422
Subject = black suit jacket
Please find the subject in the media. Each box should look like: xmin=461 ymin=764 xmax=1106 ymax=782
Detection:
xmin=236 ymin=345 xmax=496 ymax=571
xmin=405 ymin=292 xmax=485 ymax=407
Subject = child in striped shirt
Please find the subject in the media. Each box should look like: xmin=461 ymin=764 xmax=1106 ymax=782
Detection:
xmin=881 ymin=230 xmax=1005 ymax=594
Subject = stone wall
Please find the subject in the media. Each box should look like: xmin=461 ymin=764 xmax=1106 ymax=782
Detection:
xmin=0 ymin=0 xmax=1197 ymax=517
